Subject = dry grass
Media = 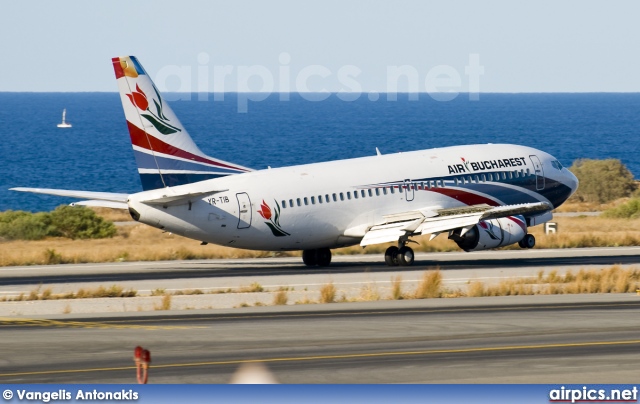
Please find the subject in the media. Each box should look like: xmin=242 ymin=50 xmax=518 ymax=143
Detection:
xmin=3 ymin=209 xmax=640 ymax=267
xmin=173 ymin=289 xmax=204 ymax=296
xmin=239 ymin=282 xmax=264 ymax=293
xmin=273 ymin=289 xmax=288 ymax=305
xmin=554 ymin=199 xmax=626 ymax=213
xmin=0 ymin=284 xmax=137 ymax=301
xmin=413 ymin=270 xmax=442 ymax=299
xmin=0 ymin=223 xmax=294 ymax=267
xmin=468 ymin=266 xmax=640 ymax=297
xmin=319 ymin=282 xmax=337 ymax=303
xmin=359 ymin=282 xmax=381 ymax=301
xmin=390 ymin=275 xmax=404 ymax=300
xmin=295 ymin=296 xmax=317 ymax=305
xmin=154 ymin=294 xmax=172 ymax=310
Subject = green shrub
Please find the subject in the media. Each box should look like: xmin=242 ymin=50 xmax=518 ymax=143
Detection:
xmin=602 ymin=198 xmax=640 ymax=219
xmin=0 ymin=211 xmax=54 ymax=240
xmin=0 ymin=206 xmax=116 ymax=240
xmin=49 ymin=206 xmax=116 ymax=239
xmin=569 ymin=159 xmax=636 ymax=203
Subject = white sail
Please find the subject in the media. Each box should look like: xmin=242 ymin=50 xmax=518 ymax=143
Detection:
xmin=57 ymin=108 xmax=72 ymax=128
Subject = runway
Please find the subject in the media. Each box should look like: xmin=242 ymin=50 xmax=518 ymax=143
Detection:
xmin=1 ymin=247 xmax=640 ymax=314
xmin=1 ymin=295 xmax=639 ymax=383
xmin=3 ymin=246 xmax=640 ymax=286
xmin=1 ymin=247 xmax=639 ymax=383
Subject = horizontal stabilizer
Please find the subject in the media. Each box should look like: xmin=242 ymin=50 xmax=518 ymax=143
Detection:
xmin=10 ymin=187 xmax=129 ymax=203
xmin=71 ymin=200 xmax=129 ymax=209
xmin=139 ymin=189 xmax=227 ymax=206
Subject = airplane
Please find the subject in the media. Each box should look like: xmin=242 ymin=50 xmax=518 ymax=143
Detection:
xmin=11 ymin=56 xmax=579 ymax=267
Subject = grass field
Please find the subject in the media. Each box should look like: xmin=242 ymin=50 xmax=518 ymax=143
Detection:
xmin=1 ymin=205 xmax=640 ymax=267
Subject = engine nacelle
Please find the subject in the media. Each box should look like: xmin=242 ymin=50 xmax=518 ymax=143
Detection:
xmin=449 ymin=215 xmax=527 ymax=252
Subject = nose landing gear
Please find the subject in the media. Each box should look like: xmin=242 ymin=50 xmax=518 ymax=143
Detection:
xmin=518 ymin=234 xmax=536 ymax=249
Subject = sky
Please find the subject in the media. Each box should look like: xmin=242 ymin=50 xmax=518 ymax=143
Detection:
xmin=2 ymin=0 xmax=639 ymax=92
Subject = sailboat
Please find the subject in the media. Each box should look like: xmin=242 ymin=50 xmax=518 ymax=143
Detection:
xmin=57 ymin=109 xmax=72 ymax=128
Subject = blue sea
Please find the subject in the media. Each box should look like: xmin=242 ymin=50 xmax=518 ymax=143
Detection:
xmin=1 ymin=93 xmax=639 ymax=212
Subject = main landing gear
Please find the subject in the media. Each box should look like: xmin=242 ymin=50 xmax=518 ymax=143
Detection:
xmin=518 ymin=234 xmax=536 ymax=249
xmin=302 ymin=248 xmax=332 ymax=267
xmin=384 ymin=238 xmax=415 ymax=267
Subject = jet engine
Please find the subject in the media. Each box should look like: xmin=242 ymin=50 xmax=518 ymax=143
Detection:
xmin=449 ymin=215 xmax=527 ymax=252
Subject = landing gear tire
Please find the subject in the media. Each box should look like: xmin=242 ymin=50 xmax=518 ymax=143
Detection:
xmin=302 ymin=248 xmax=332 ymax=267
xmin=519 ymin=234 xmax=536 ymax=249
xmin=316 ymin=248 xmax=332 ymax=267
xmin=302 ymin=250 xmax=318 ymax=266
xmin=397 ymin=246 xmax=415 ymax=266
xmin=384 ymin=246 xmax=399 ymax=266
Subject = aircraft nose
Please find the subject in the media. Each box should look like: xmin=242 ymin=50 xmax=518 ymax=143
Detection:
xmin=566 ymin=169 xmax=579 ymax=195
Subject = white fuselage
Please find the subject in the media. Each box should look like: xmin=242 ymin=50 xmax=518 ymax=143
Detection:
xmin=128 ymin=143 xmax=578 ymax=251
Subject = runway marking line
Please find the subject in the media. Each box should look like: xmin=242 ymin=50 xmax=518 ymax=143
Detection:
xmin=1 ymin=339 xmax=639 ymax=378
xmin=0 ymin=317 xmax=198 ymax=330
xmin=99 ymin=301 xmax=640 ymax=325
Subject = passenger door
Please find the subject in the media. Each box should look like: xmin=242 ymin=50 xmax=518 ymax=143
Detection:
xmin=236 ymin=192 xmax=252 ymax=229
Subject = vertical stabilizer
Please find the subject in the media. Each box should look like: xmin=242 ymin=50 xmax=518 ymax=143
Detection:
xmin=112 ymin=56 xmax=252 ymax=190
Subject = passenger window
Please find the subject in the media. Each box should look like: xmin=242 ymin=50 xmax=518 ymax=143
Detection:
xmin=353 ymin=191 xmax=358 ymax=199
xmin=297 ymin=198 xmax=301 ymax=207
xmin=508 ymin=172 xmax=513 ymax=179
xmin=375 ymin=188 xmax=380 ymax=196
xmin=362 ymin=190 xmax=366 ymax=198
xmin=502 ymin=172 xmax=507 ymax=180
xmin=481 ymin=174 xmax=486 ymax=182
xmin=514 ymin=171 xmax=519 ymax=178
xmin=368 ymin=189 xmax=372 ymax=197
xmin=289 ymin=199 xmax=294 ymax=208
xmin=487 ymin=173 xmax=493 ymax=181
xmin=347 ymin=192 xmax=352 ymax=200
xmin=281 ymin=200 xmax=286 ymax=208
xmin=332 ymin=193 xmax=337 ymax=202
xmin=390 ymin=187 xmax=395 ymax=194
xmin=325 ymin=195 xmax=330 ymax=203
xmin=317 ymin=195 xmax=322 ymax=204
xmin=383 ymin=188 xmax=388 ymax=195
xmin=340 ymin=192 xmax=344 ymax=201
xmin=311 ymin=196 xmax=315 ymax=204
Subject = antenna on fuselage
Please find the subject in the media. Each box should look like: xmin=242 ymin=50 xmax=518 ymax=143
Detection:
xmin=376 ymin=147 xmax=382 ymax=156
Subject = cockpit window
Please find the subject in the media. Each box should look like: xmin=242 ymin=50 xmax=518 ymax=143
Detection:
xmin=551 ymin=160 xmax=564 ymax=170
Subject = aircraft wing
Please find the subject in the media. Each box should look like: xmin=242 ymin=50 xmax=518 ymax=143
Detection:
xmin=10 ymin=187 xmax=130 ymax=209
xmin=359 ymin=202 xmax=552 ymax=247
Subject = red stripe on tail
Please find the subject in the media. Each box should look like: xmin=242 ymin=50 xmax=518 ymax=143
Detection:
xmin=127 ymin=121 xmax=249 ymax=172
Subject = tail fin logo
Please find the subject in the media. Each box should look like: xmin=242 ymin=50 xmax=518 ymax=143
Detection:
xmin=126 ymin=84 xmax=182 ymax=135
